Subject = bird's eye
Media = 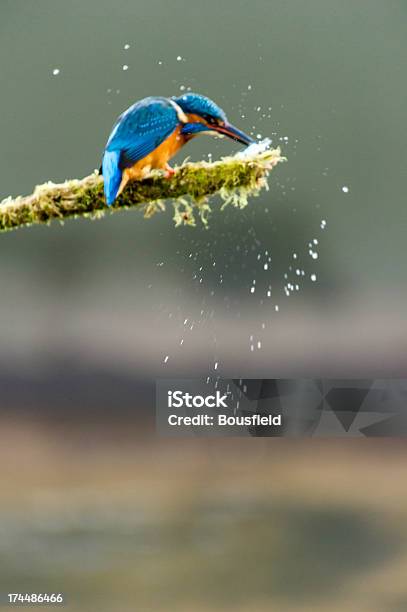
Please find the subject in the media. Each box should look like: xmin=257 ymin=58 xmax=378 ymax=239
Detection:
xmin=202 ymin=113 xmax=218 ymax=125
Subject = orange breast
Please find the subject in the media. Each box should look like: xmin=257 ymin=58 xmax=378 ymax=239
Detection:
xmin=152 ymin=125 xmax=185 ymax=166
xmin=126 ymin=125 xmax=185 ymax=180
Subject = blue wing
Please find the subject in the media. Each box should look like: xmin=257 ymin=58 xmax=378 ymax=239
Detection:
xmin=106 ymin=97 xmax=179 ymax=169
xmin=101 ymin=97 xmax=179 ymax=205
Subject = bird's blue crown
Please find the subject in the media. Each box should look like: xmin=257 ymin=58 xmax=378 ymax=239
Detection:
xmin=172 ymin=93 xmax=227 ymax=123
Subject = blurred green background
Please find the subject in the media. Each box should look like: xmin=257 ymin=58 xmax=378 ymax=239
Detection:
xmin=0 ymin=0 xmax=406 ymax=377
xmin=1 ymin=1 xmax=407 ymax=610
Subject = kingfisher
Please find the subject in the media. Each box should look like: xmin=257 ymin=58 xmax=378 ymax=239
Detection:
xmin=100 ymin=93 xmax=255 ymax=205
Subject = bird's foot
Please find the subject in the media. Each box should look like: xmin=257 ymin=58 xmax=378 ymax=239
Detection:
xmin=164 ymin=165 xmax=175 ymax=179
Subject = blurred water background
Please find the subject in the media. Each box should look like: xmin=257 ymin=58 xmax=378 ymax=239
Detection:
xmin=1 ymin=1 xmax=407 ymax=609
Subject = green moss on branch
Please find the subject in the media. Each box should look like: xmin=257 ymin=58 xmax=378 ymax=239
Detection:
xmin=0 ymin=147 xmax=284 ymax=233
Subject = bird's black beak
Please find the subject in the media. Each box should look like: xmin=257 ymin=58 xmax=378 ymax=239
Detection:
xmin=213 ymin=122 xmax=255 ymax=146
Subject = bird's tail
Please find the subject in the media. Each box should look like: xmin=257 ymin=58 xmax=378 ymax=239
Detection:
xmin=102 ymin=150 xmax=122 ymax=206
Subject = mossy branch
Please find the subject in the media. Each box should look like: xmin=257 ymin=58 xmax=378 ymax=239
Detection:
xmin=0 ymin=146 xmax=284 ymax=233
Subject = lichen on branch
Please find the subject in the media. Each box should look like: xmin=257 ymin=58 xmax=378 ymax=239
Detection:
xmin=0 ymin=145 xmax=284 ymax=233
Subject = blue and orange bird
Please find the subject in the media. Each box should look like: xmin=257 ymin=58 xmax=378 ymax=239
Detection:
xmin=101 ymin=93 xmax=255 ymax=205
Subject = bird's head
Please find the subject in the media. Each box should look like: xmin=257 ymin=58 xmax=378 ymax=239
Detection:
xmin=173 ymin=93 xmax=255 ymax=146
